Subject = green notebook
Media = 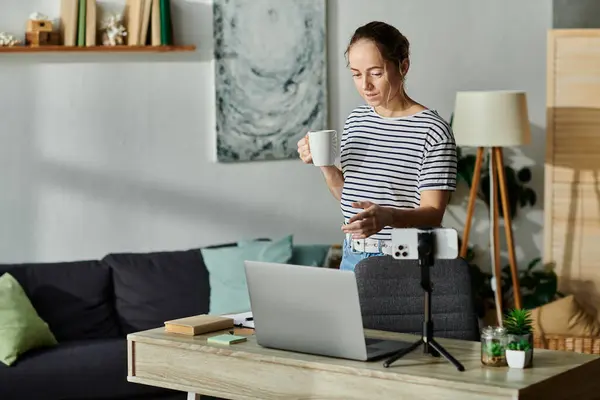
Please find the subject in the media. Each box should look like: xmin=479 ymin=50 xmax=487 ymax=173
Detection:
xmin=207 ymin=334 xmax=247 ymax=345
xmin=159 ymin=0 xmax=172 ymax=45
xmin=77 ymin=0 xmax=86 ymax=47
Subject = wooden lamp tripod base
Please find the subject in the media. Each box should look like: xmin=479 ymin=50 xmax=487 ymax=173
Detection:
xmin=459 ymin=147 xmax=522 ymax=325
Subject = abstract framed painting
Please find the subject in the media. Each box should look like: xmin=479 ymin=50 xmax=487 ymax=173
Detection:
xmin=213 ymin=0 xmax=328 ymax=162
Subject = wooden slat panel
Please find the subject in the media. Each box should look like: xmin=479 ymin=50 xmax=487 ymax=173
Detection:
xmin=554 ymin=108 xmax=600 ymax=147
xmin=551 ymin=226 xmax=600 ymax=260
xmin=548 ymin=226 xmax=600 ymax=314
xmin=554 ymin=36 xmax=600 ymax=108
xmin=552 ymin=161 xmax=600 ymax=183
xmin=550 ymin=77 xmax=600 ymax=183
xmin=546 ymin=30 xmax=600 ymax=314
xmin=551 ymin=183 xmax=600 ymax=222
xmin=548 ymin=182 xmax=600 ymax=314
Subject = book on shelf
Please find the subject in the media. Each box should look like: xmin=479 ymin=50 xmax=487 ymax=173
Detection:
xmin=164 ymin=315 xmax=234 ymax=336
xmin=86 ymin=0 xmax=97 ymax=46
xmin=59 ymin=0 xmax=78 ymax=46
xmin=59 ymin=0 xmax=96 ymax=46
xmin=59 ymin=0 xmax=174 ymax=47
xmin=125 ymin=0 xmax=174 ymax=46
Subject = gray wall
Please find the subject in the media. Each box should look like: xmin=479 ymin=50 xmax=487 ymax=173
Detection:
xmin=1 ymin=0 xmax=553 ymax=269
xmin=554 ymin=0 xmax=600 ymax=28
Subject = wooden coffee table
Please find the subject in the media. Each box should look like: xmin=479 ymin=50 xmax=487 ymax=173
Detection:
xmin=127 ymin=327 xmax=600 ymax=399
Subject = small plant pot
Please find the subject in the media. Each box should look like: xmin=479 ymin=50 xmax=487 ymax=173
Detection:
xmin=506 ymin=333 xmax=534 ymax=368
xmin=506 ymin=349 xmax=533 ymax=368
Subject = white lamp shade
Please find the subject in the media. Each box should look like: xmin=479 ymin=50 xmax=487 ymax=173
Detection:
xmin=452 ymin=91 xmax=531 ymax=147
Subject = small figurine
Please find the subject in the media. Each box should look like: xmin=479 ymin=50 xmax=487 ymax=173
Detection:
xmin=27 ymin=12 xmax=53 ymax=32
xmin=0 ymin=32 xmax=22 ymax=47
xmin=25 ymin=11 xmax=58 ymax=46
xmin=101 ymin=14 xmax=127 ymax=46
xmin=29 ymin=12 xmax=49 ymax=21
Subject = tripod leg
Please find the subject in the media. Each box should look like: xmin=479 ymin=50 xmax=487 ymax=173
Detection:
xmin=422 ymin=317 xmax=439 ymax=357
xmin=428 ymin=339 xmax=465 ymax=371
xmin=426 ymin=341 xmax=440 ymax=357
xmin=383 ymin=339 xmax=423 ymax=368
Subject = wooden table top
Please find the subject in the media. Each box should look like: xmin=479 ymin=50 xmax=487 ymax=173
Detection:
xmin=128 ymin=327 xmax=600 ymax=399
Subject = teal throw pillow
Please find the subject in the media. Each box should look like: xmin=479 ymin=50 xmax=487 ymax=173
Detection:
xmin=201 ymin=235 xmax=293 ymax=315
xmin=238 ymin=238 xmax=330 ymax=267
xmin=0 ymin=272 xmax=58 ymax=366
xmin=290 ymin=244 xmax=331 ymax=267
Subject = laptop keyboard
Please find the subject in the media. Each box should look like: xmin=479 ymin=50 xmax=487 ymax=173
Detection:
xmin=365 ymin=338 xmax=383 ymax=346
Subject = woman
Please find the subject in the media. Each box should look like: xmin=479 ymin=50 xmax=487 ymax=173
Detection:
xmin=297 ymin=21 xmax=457 ymax=271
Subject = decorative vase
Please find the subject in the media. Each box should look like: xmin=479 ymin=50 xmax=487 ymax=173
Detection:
xmin=506 ymin=333 xmax=533 ymax=368
xmin=480 ymin=326 xmax=507 ymax=367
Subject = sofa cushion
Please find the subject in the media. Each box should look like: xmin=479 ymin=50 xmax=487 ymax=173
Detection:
xmin=238 ymin=238 xmax=331 ymax=267
xmin=0 ymin=338 xmax=178 ymax=400
xmin=531 ymin=295 xmax=600 ymax=337
xmin=290 ymin=244 xmax=331 ymax=267
xmin=0 ymin=273 xmax=57 ymax=366
xmin=201 ymin=235 xmax=294 ymax=315
xmin=0 ymin=260 xmax=121 ymax=342
xmin=104 ymin=248 xmax=210 ymax=334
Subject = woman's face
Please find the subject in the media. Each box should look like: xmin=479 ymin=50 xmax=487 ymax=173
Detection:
xmin=348 ymin=39 xmax=404 ymax=108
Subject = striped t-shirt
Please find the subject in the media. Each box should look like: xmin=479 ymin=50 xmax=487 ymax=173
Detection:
xmin=340 ymin=105 xmax=457 ymax=241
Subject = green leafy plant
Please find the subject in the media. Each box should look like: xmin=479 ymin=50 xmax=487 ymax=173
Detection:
xmin=485 ymin=341 xmax=505 ymax=357
xmin=504 ymin=308 xmax=534 ymax=361
xmin=465 ymin=248 xmax=563 ymax=319
xmin=455 ymin=146 xmax=537 ymax=219
xmin=503 ymin=308 xmax=533 ymax=336
xmin=500 ymin=257 xmax=564 ymax=310
xmin=480 ymin=326 xmax=508 ymax=366
xmin=507 ymin=339 xmax=531 ymax=351
xmin=461 ymin=231 xmax=563 ymax=321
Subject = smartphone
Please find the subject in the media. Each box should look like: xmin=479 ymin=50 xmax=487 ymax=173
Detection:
xmin=391 ymin=227 xmax=459 ymax=260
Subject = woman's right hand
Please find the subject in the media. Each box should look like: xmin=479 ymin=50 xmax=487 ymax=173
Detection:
xmin=297 ymin=133 xmax=313 ymax=164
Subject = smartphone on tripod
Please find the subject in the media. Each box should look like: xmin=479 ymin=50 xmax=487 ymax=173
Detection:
xmin=391 ymin=227 xmax=458 ymax=260
xmin=384 ymin=227 xmax=465 ymax=371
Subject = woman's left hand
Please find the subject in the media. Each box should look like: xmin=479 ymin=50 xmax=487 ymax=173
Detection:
xmin=341 ymin=201 xmax=392 ymax=239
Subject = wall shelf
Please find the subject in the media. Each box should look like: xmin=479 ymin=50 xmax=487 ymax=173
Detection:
xmin=0 ymin=45 xmax=196 ymax=53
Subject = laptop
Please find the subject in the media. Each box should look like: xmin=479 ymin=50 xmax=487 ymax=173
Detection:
xmin=243 ymin=260 xmax=413 ymax=361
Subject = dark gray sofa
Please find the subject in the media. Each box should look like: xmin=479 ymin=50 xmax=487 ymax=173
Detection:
xmin=0 ymin=245 xmax=233 ymax=400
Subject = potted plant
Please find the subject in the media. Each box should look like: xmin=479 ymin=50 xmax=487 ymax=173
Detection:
xmin=480 ymin=326 xmax=507 ymax=367
xmin=452 ymin=143 xmax=537 ymax=219
xmin=459 ymin=235 xmax=563 ymax=321
xmin=503 ymin=308 xmax=534 ymax=368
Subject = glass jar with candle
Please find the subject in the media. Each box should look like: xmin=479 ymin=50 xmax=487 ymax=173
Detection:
xmin=481 ymin=326 xmax=508 ymax=367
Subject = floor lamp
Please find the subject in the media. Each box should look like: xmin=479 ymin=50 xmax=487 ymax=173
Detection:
xmin=452 ymin=91 xmax=531 ymax=324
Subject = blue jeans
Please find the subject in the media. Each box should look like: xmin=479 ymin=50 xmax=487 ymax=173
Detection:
xmin=339 ymin=238 xmax=386 ymax=272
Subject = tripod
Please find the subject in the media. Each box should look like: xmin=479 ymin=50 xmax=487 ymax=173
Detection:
xmin=383 ymin=229 xmax=465 ymax=371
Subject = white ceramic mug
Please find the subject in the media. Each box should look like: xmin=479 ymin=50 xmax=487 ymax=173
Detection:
xmin=308 ymin=130 xmax=338 ymax=166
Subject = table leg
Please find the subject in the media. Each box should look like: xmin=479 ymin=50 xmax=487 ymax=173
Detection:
xmin=187 ymin=393 xmax=200 ymax=400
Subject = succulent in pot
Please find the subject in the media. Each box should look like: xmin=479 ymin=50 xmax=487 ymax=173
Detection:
xmin=503 ymin=308 xmax=534 ymax=368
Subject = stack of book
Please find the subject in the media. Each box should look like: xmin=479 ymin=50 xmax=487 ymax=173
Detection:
xmin=59 ymin=0 xmax=97 ymax=46
xmin=164 ymin=315 xmax=234 ymax=336
xmin=124 ymin=0 xmax=173 ymax=46
xmin=59 ymin=0 xmax=173 ymax=47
